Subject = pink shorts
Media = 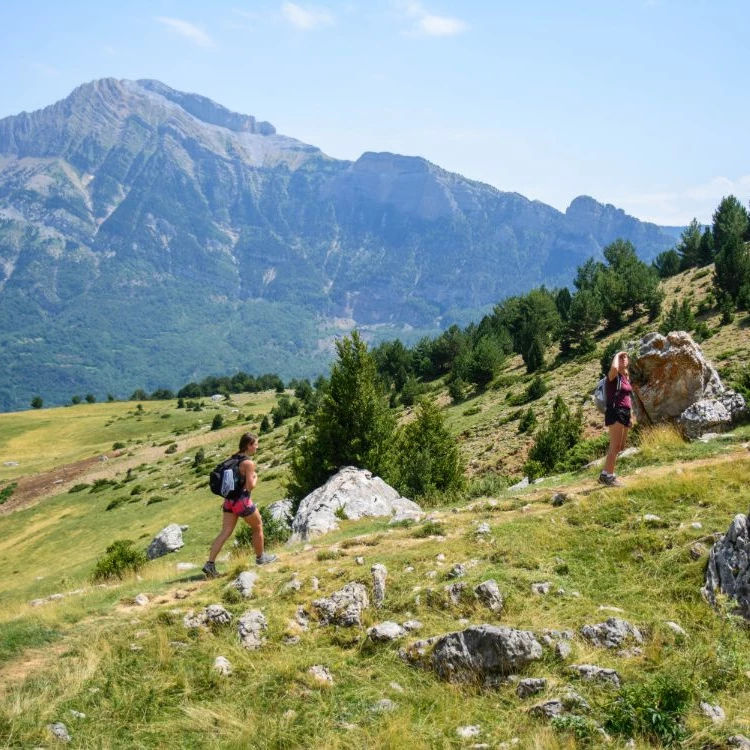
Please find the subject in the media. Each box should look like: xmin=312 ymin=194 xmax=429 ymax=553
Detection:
xmin=222 ymin=494 xmax=257 ymax=517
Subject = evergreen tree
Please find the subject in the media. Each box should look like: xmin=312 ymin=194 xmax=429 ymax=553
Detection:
xmin=565 ymin=289 xmax=602 ymax=352
xmin=652 ymin=249 xmax=681 ymax=278
xmin=698 ymin=227 xmax=715 ymax=266
xmin=287 ymin=332 xmax=395 ymax=501
xmin=30 ymin=395 xmax=43 ymax=409
xmin=525 ymin=396 xmax=583 ymax=476
xmin=391 ymin=399 xmax=465 ymax=501
xmin=469 ymin=336 xmax=504 ymax=386
xmin=675 ymin=219 xmax=702 ymax=270
xmin=525 ymin=335 xmax=545 ymax=373
xmin=714 ymin=232 xmax=750 ymax=304
xmin=713 ymin=195 xmax=749 ymax=252
xmin=555 ymin=287 xmax=573 ymax=323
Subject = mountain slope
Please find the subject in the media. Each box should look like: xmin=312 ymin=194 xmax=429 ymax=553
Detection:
xmin=0 ymin=79 xmax=678 ymax=410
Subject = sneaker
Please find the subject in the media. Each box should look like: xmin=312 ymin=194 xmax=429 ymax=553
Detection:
xmin=256 ymin=553 xmax=278 ymax=566
xmin=598 ymin=471 xmax=610 ymax=486
xmin=607 ymin=475 xmax=625 ymax=487
xmin=202 ymin=561 xmax=218 ymax=579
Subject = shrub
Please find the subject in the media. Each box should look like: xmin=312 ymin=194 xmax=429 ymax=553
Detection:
xmin=462 ymin=405 xmax=481 ymax=416
xmin=412 ymin=520 xmax=446 ymax=538
xmin=105 ymin=498 xmax=125 ymax=511
xmin=193 ymin=447 xmax=206 ymax=467
xmin=211 ymin=414 xmax=224 ymax=431
xmin=165 ymin=443 xmax=177 ymax=454
xmin=448 ymin=377 xmax=467 ymax=403
xmin=30 ymin=396 xmax=43 ymax=409
xmin=146 ymin=495 xmax=168 ymax=505
xmin=524 ymin=395 xmax=583 ymax=476
xmin=316 ymin=549 xmax=343 ymax=561
xmin=556 ymin=434 xmax=610 ymax=472
xmin=112 ymin=442 xmax=126 ymax=450
xmin=603 ymin=673 xmax=691 ymax=746
xmin=518 ymin=408 xmax=537 ymax=434
xmin=91 ymin=540 xmax=147 ymax=582
xmin=68 ymin=483 xmax=91 ymax=493
xmin=467 ymin=473 xmax=509 ymax=498
xmin=234 ymin=506 xmax=292 ymax=550
xmin=90 ymin=479 xmax=118 ymax=494
xmin=259 ymin=415 xmax=272 ymax=434
xmin=0 ymin=483 xmax=17 ymax=505
xmin=526 ymin=375 xmax=547 ymax=401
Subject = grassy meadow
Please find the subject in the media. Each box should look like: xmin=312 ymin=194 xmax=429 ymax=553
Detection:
xmin=2 ymin=267 xmax=750 ymax=747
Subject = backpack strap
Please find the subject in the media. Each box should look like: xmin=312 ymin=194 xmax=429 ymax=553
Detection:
xmin=608 ymin=375 xmax=621 ymax=408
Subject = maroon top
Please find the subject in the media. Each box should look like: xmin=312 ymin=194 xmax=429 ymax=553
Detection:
xmin=605 ymin=373 xmax=632 ymax=409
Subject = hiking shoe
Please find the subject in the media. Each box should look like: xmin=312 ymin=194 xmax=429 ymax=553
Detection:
xmin=202 ymin=561 xmax=218 ymax=579
xmin=607 ymin=475 xmax=625 ymax=487
xmin=256 ymin=553 xmax=278 ymax=566
xmin=598 ymin=472 xmax=610 ymax=486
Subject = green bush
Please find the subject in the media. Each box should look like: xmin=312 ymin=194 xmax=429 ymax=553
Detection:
xmin=467 ymin=473 xmax=509 ymax=498
xmin=603 ymin=673 xmax=691 ymax=746
xmin=462 ymin=405 xmax=481 ymax=416
xmin=0 ymin=483 xmax=17 ymax=505
xmin=112 ymin=441 xmax=126 ymax=450
xmin=68 ymin=483 xmax=91 ymax=493
xmin=146 ymin=495 xmax=168 ymax=505
xmin=526 ymin=375 xmax=547 ymax=401
xmin=524 ymin=395 xmax=583 ymax=476
xmin=447 ymin=377 xmax=467 ymax=403
xmin=411 ymin=520 xmax=446 ymax=538
xmin=518 ymin=408 xmax=537 ymax=434
xmin=234 ymin=505 xmax=291 ymax=550
xmin=91 ymin=540 xmax=147 ymax=582
xmin=556 ymin=434 xmax=610 ymax=472
xmin=90 ymin=479 xmax=118 ymax=494
xmin=211 ymin=414 xmax=224 ymax=431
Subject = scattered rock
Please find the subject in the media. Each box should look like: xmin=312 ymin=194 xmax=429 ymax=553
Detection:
xmin=69 ymin=710 xmax=86 ymax=719
xmin=570 ymin=664 xmax=621 ymax=687
xmin=282 ymin=576 xmax=302 ymax=594
xmin=290 ymin=467 xmax=422 ymax=541
xmin=642 ymin=514 xmax=664 ymax=526
xmin=474 ymin=579 xmax=504 ymax=614
xmin=690 ymin=542 xmax=708 ymax=560
xmin=48 ymin=722 xmax=71 ymax=742
xmin=436 ymin=553 xmax=446 ymax=562
xmin=702 ymin=511 xmax=750 ymax=618
xmin=371 ymin=564 xmax=387 ymax=608
xmin=444 ymin=582 xmax=466 ymax=605
xmin=531 ymin=582 xmax=550 ymax=595
xmin=551 ymin=493 xmax=567 ymax=507
xmin=237 ymin=610 xmax=267 ymax=650
xmin=231 ymin=571 xmax=258 ymax=598
xmin=456 ymin=725 xmax=481 ymax=739
xmin=368 ymin=621 xmax=406 ymax=642
xmin=372 ymin=698 xmax=397 ymax=713
xmin=555 ymin=641 xmax=572 ymax=660
xmin=432 ymin=625 xmax=543 ymax=684
xmin=213 ymin=656 xmax=232 ymax=676
xmin=311 ymin=577 xmax=319 ymax=591
xmin=174 ymin=589 xmax=190 ymax=600
xmin=691 ymin=522 xmax=703 ymax=530
xmin=133 ymin=593 xmax=149 ymax=607
xmin=308 ymin=665 xmax=334 ymax=686
xmin=699 ymin=701 xmax=725 ymax=724
xmin=529 ymin=700 xmax=564 ymax=719
xmin=312 ymin=582 xmax=370 ymax=626
xmin=448 ymin=563 xmax=466 ymax=579
xmin=205 ymin=604 xmax=232 ymax=626
xmin=728 ymin=736 xmax=750 ymax=749
xmin=355 ymin=556 xmax=365 ymax=565
xmin=402 ymin=620 xmax=423 ymax=632
xmin=509 ymin=477 xmax=529 ymax=491
xmin=665 ymin=621 xmax=687 ymax=638
xmin=581 ymin=618 xmax=644 ymax=649
xmin=476 ymin=522 xmax=491 ymax=535
xmin=516 ymin=678 xmax=547 ymax=698
xmin=389 ymin=682 xmax=404 ymax=693
xmin=146 ymin=523 xmax=185 ymax=560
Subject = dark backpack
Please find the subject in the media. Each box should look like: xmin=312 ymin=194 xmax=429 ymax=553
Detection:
xmin=209 ymin=454 xmax=246 ymax=499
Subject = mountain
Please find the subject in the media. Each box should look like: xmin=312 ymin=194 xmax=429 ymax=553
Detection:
xmin=0 ymin=78 xmax=678 ymax=410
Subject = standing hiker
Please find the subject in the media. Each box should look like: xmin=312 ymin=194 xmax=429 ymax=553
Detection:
xmin=203 ymin=432 xmax=277 ymax=577
xmin=599 ymin=350 xmax=633 ymax=487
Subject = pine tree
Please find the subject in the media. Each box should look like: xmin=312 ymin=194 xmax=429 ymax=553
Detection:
xmin=676 ymin=219 xmax=702 ymax=270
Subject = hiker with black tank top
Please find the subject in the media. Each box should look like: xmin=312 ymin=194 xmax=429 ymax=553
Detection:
xmin=202 ymin=432 xmax=277 ymax=578
xmin=599 ymin=351 xmax=634 ymax=487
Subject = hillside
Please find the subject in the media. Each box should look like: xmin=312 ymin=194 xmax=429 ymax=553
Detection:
xmin=2 ymin=267 xmax=750 ymax=747
xmin=0 ymin=78 xmax=680 ymax=411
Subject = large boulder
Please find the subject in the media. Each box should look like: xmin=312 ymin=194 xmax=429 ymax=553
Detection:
xmin=702 ymin=511 xmax=750 ymax=619
xmin=431 ymin=625 xmax=543 ymax=684
xmin=290 ymin=467 xmax=422 ymax=541
xmin=631 ymin=331 xmax=745 ymax=437
xmin=146 ymin=523 xmax=184 ymax=560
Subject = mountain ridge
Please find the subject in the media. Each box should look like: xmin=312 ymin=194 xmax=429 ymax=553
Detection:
xmin=0 ymin=79 xmax=680 ymax=410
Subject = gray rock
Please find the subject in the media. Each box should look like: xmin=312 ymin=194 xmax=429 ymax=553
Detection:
xmin=402 ymin=619 xmax=423 ymax=632
xmin=529 ymin=700 xmax=564 ymax=719
xmin=448 ymin=563 xmax=466 ymax=579
xmin=509 ymin=477 xmax=529 ymax=491
xmin=237 ymin=610 xmax=267 ymax=650
xmin=555 ymin=640 xmax=572 ymax=660
xmin=290 ymin=467 xmax=422 ymax=541
xmin=372 ymin=698 xmax=397 ymax=713
xmin=702 ymin=511 xmax=750 ymax=618
xmin=133 ymin=593 xmax=149 ymax=607
xmin=432 ymin=625 xmax=543 ymax=683
xmin=183 ymin=609 xmax=207 ymax=629
xmin=444 ymin=582 xmax=466 ymax=605
xmin=146 ymin=523 xmax=184 ymax=559
xmin=699 ymin=701 xmax=725 ymax=724
xmin=48 ymin=722 xmax=71 ymax=742
xmin=456 ymin=725 xmax=481 ymax=739
xmin=205 ymin=604 xmax=232 ymax=626
xmin=266 ymin=499 xmax=293 ymax=527
xmin=570 ymin=663 xmax=621 ymax=687
xmin=69 ymin=710 xmax=86 ymax=719
xmin=232 ymin=571 xmax=258 ymax=598
xmin=476 ymin=522 xmax=491 ymax=534
xmin=581 ymin=617 xmax=644 ymax=649
xmin=371 ymin=564 xmax=387 ymax=608
xmin=308 ymin=664 xmax=333 ymax=685
xmin=516 ymin=678 xmax=547 ymax=698
xmin=390 ymin=510 xmax=424 ymax=525
xmin=728 ymin=736 xmax=750 ymax=749
xmin=665 ymin=621 xmax=687 ymax=638
xmin=213 ymin=656 xmax=232 ymax=676
xmin=282 ymin=576 xmax=302 ymax=593
xmin=531 ymin=582 xmax=551 ymax=595
xmin=368 ymin=621 xmax=406 ymax=642
xmin=690 ymin=541 xmax=708 ymax=560
xmin=312 ymin=582 xmax=369 ymax=626
xmin=550 ymin=493 xmax=567 ymax=507
xmin=474 ymin=579 xmax=504 ymax=614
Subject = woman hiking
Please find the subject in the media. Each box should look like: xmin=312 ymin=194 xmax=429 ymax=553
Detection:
xmin=599 ymin=350 xmax=633 ymax=487
xmin=203 ymin=432 xmax=277 ymax=578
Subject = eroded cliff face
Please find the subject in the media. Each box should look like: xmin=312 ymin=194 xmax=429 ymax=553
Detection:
xmin=0 ymin=79 xmax=678 ymax=409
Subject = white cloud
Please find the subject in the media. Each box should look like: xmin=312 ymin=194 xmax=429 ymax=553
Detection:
xmin=156 ymin=17 xmax=215 ymax=48
xmin=613 ymin=175 xmax=750 ymax=226
xmin=398 ymin=1 xmax=467 ymax=37
xmin=281 ymin=2 xmax=335 ymax=30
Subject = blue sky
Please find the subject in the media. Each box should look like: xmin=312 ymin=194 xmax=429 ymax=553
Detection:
xmin=1 ymin=0 xmax=748 ymax=225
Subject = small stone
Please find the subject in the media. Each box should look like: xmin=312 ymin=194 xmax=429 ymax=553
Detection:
xmin=372 ymin=698 xmax=397 ymax=713
xmin=690 ymin=542 xmax=708 ymax=559
xmin=690 ymin=522 xmax=703 ymax=530
xmin=308 ymin=665 xmax=334 ymax=685
xmin=476 ymin=522 xmax=491 ymax=535
xmin=133 ymin=593 xmax=149 ymax=607
xmin=665 ymin=621 xmax=687 ymax=638
xmin=555 ymin=641 xmax=572 ymax=660
xmin=436 ymin=553 xmax=446 ymax=562
xmin=311 ymin=577 xmax=319 ymax=591
xmin=522 ymin=504 xmax=532 ymax=513
xmin=456 ymin=725 xmax=481 ymax=739
xmin=48 ymin=722 xmax=71 ymax=742
xmin=516 ymin=678 xmax=547 ymax=698
xmin=69 ymin=710 xmax=86 ymax=719
xmin=368 ymin=621 xmax=406 ymax=642
xmin=448 ymin=563 xmax=466 ymax=579
xmin=213 ymin=656 xmax=232 ymax=676
xmin=727 ymin=736 xmax=750 ymax=749
xmin=389 ymin=682 xmax=405 ymax=693
xmin=404 ymin=565 xmax=415 ymax=573
xmin=531 ymin=582 xmax=550 ymax=595
xmin=402 ymin=620 xmax=423 ymax=631
xmin=355 ymin=556 xmax=364 ymax=565
xmin=174 ymin=589 xmax=190 ymax=600
xmin=643 ymin=514 xmax=663 ymax=525
xmin=699 ymin=701 xmax=725 ymax=724
xmin=551 ymin=493 xmax=567 ymax=507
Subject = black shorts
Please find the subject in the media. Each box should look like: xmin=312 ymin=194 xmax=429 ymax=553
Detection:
xmin=605 ymin=407 xmax=632 ymax=428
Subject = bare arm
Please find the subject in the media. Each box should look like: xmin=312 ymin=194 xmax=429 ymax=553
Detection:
xmin=608 ymin=351 xmax=626 ymax=381
xmin=240 ymin=459 xmax=258 ymax=493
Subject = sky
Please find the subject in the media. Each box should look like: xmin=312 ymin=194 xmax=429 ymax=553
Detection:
xmin=1 ymin=0 xmax=749 ymax=226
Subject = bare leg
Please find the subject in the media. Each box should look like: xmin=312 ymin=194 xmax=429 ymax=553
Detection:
xmin=242 ymin=509 xmax=264 ymax=558
xmin=619 ymin=426 xmax=630 ymax=454
xmin=208 ymin=512 xmax=239 ymax=562
xmin=604 ymin=422 xmax=625 ymax=475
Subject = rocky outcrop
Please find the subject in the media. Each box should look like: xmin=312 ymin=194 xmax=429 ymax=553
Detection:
xmin=290 ymin=467 xmax=422 ymax=541
xmin=631 ymin=331 xmax=745 ymax=437
xmin=312 ymin=582 xmax=370 ymax=627
xmin=431 ymin=625 xmax=543 ymax=684
xmin=580 ymin=618 xmax=643 ymax=649
xmin=146 ymin=523 xmax=185 ymax=559
xmin=702 ymin=511 xmax=750 ymax=619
